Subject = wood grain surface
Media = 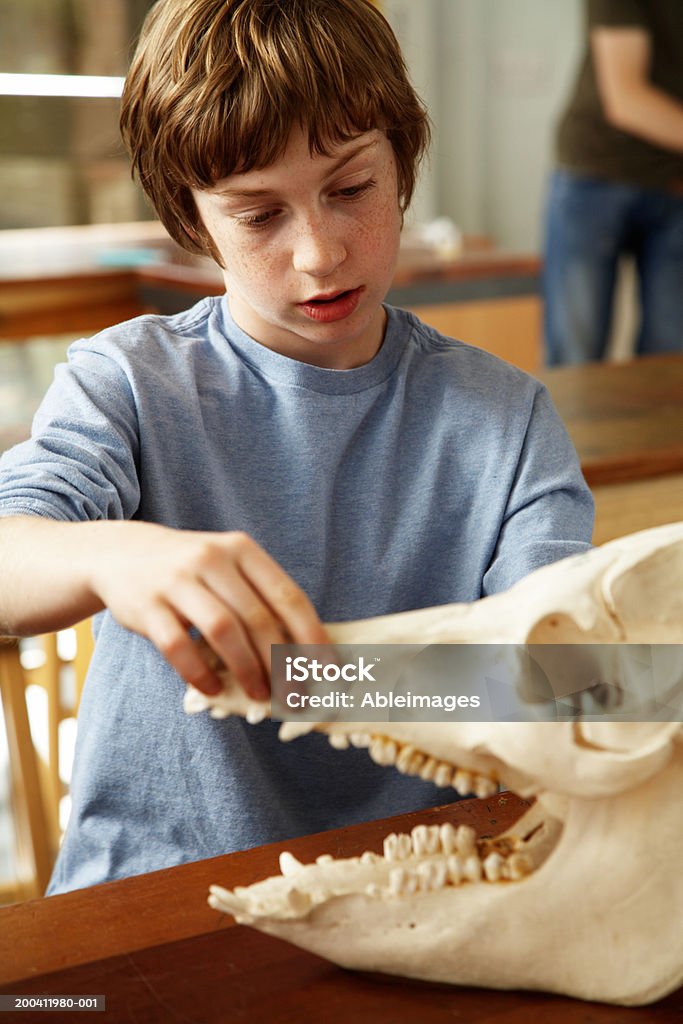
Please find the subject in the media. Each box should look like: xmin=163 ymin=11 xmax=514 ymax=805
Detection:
xmin=537 ymin=354 xmax=683 ymax=486
xmin=0 ymin=797 xmax=524 ymax=986
xmin=592 ymin=473 xmax=683 ymax=544
xmin=1 ymin=793 xmax=681 ymax=1023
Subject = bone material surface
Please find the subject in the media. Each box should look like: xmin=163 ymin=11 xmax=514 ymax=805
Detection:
xmin=185 ymin=523 xmax=683 ymax=1005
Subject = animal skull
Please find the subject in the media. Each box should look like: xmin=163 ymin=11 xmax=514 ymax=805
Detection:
xmin=185 ymin=522 xmax=683 ymax=1006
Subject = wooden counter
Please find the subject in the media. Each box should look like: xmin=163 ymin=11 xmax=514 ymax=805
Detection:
xmin=0 ymin=223 xmax=166 ymax=340
xmin=1 ymin=791 xmax=680 ymax=1023
xmin=0 ymin=222 xmax=538 ymax=296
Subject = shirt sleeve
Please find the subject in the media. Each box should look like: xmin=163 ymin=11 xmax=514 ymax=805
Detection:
xmin=0 ymin=343 xmax=141 ymax=523
xmin=482 ymin=383 xmax=595 ymax=595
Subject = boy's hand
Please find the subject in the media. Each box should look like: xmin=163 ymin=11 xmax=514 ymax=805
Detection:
xmin=88 ymin=522 xmax=328 ymax=699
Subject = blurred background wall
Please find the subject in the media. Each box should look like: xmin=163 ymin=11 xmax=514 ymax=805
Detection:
xmin=386 ymin=0 xmax=583 ymax=250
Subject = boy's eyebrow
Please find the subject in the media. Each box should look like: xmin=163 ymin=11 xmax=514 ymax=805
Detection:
xmin=214 ymin=140 xmax=379 ymax=199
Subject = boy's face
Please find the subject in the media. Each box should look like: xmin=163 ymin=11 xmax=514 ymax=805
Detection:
xmin=192 ymin=128 xmax=402 ymax=369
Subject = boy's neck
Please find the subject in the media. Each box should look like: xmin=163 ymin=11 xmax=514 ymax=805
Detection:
xmin=226 ymin=296 xmax=388 ymax=371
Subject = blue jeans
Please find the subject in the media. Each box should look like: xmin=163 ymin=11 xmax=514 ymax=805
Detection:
xmin=542 ymin=169 xmax=683 ymax=365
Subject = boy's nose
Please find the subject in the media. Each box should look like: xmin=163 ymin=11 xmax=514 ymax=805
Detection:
xmin=291 ymin=217 xmax=346 ymax=277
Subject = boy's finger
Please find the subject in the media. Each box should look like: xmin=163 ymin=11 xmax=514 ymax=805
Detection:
xmin=201 ymin=565 xmax=289 ymax=681
xmin=170 ymin=581 xmax=270 ymax=700
xmin=144 ymin=602 xmax=223 ymax=696
xmin=231 ymin=537 xmax=330 ymax=645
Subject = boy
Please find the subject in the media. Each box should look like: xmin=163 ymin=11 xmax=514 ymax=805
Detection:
xmin=0 ymin=0 xmax=593 ymax=894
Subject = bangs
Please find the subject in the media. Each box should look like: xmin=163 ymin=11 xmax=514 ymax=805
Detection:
xmin=173 ymin=68 xmax=380 ymax=188
xmin=163 ymin=0 xmax=413 ymax=186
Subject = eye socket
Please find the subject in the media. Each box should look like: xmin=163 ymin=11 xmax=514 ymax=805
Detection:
xmin=335 ymin=179 xmax=376 ymax=200
xmin=238 ymin=209 xmax=280 ymax=230
xmin=235 ymin=177 xmax=377 ymax=230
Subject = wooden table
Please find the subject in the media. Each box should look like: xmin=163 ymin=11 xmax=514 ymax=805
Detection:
xmin=1 ymin=793 xmax=681 ymax=1023
xmin=536 ymin=355 xmax=683 ymax=543
xmin=590 ymin=472 xmax=683 ymax=545
xmin=537 ymin=354 xmax=683 ymax=487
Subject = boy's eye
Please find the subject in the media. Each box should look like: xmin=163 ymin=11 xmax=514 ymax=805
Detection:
xmin=234 ymin=178 xmax=376 ymax=230
xmin=238 ymin=209 xmax=279 ymax=229
xmin=335 ymin=179 xmax=376 ymax=199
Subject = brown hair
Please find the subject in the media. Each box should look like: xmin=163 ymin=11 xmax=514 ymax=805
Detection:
xmin=120 ymin=0 xmax=430 ymax=262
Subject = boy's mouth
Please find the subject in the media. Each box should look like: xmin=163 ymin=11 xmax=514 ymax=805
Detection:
xmin=298 ymin=287 xmax=362 ymax=323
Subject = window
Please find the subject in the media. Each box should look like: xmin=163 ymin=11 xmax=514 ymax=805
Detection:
xmin=0 ymin=0 xmax=154 ymax=229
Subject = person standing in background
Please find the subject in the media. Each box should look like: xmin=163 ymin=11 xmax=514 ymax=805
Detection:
xmin=542 ymin=0 xmax=683 ymax=366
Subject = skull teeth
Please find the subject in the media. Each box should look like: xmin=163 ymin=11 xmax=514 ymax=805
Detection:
xmin=340 ymin=732 xmax=498 ymax=797
xmin=381 ymin=846 xmax=531 ymax=896
xmin=383 ymin=823 xmax=489 ymax=863
xmin=507 ymin=852 xmax=533 ymax=880
xmin=374 ymin=820 xmax=535 ymax=892
xmin=328 ymin=733 xmax=350 ymax=750
xmin=383 ymin=832 xmax=413 ymax=860
xmin=279 ymin=851 xmax=304 ymax=877
xmin=277 ymin=820 xmax=533 ymax=886
xmin=482 ymin=851 xmax=505 ymax=882
xmin=213 ymin=820 xmax=538 ymax=923
xmin=410 ymin=824 xmax=441 ymax=856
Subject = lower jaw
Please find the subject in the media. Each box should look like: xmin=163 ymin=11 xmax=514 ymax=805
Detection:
xmin=298 ymin=287 xmax=363 ymax=323
xmin=209 ymin=800 xmax=557 ymax=926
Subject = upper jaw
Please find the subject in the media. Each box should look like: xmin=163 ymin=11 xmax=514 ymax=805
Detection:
xmin=186 ymin=672 xmax=681 ymax=802
xmin=186 ymin=521 xmax=683 ymax=801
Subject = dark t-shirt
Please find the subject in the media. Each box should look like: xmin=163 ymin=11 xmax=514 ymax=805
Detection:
xmin=556 ymin=0 xmax=683 ymax=189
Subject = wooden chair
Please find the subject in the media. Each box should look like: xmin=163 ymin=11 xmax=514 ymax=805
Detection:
xmin=20 ymin=622 xmax=94 ymax=855
xmin=0 ymin=639 xmax=53 ymax=901
xmin=0 ymin=622 xmax=94 ymax=903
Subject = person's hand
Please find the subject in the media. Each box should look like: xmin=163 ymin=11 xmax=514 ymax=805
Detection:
xmin=87 ymin=521 xmax=328 ymax=699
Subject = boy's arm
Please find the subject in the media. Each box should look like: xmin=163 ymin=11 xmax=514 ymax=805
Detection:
xmin=482 ymin=385 xmax=594 ymax=596
xmin=0 ymin=515 xmax=328 ymax=700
